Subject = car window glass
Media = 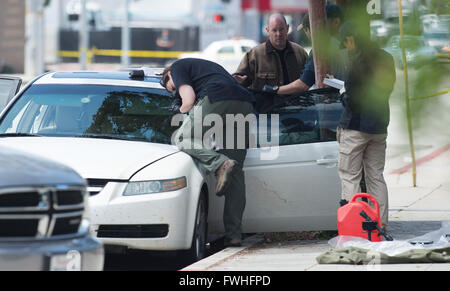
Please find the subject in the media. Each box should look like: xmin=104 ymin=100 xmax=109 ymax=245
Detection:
xmin=0 ymin=84 xmax=177 ymax=144
xmin=218 ymin=46 xmax=235 ymax=54
xmin=256 ymin=89 xmax=342 ymax=147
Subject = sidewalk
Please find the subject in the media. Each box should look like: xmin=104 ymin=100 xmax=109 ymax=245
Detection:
xmin=184 ymin=143 xmax=450 ymax=271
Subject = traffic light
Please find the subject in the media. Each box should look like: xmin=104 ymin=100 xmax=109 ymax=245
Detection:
xmin=213 ymin=14 xmax=225 ymax=23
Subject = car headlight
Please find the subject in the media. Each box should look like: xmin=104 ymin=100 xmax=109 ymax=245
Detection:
xmin=123 ymin=177 xmax=187 ymax=196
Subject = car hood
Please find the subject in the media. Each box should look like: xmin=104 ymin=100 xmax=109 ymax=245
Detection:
xmin=0 ymin=137 xmax=180 ymax=180
xmin=0 ymin=145 xmax=84 ymax=188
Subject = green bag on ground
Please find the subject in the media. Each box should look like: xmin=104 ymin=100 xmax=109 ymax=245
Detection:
xmin=316 ymin=246 xmax=450 ymax=264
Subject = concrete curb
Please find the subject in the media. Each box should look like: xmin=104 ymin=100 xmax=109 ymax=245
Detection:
xmin=182 ymin=234 xmax=265 ymax=271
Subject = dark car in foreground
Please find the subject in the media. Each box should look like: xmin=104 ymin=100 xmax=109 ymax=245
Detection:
xmin=0 ymin=74 xmax=103 ymax=271
xmin=0 ymin=145 xmax=104 ymax=271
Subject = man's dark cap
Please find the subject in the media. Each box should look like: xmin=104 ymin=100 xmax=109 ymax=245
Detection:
xmin=297 ymin=13 xmax=310 ymax=31
xmin=326 ymin=4 xmax=344 ymax=21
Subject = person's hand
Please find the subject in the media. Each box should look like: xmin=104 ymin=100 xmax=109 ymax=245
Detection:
xmin=170 ymin=96 xmax=183 ymax=113
xmin=262 ymin=85 xmax=279 ymax=93
xmin=233 ymin=74 xmax=248 ymax=83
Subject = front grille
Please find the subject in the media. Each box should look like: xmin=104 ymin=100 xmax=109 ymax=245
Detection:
xmin=55 ymin=190 xmax=84 ymax=208
xmin=97 ymin=224 xmax=169 ymax=239
xmin=0 ymin=218 xmax=39 ymax=237
xmin=51 ymin=213 xmax=83 ymax=236
xmin=0 ymin=186 xmax=86 ymax=240
xmin=0 ymin=192 xmax=41 ymax=208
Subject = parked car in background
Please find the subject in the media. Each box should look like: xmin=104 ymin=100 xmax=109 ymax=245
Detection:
xmin=370 ymin=20 xmax=390 ymax=45
xmin=424 ymin=29 xmax=450 ymax=59
xmin=0 ymin=70 xmax=342 ymax=263
xmin=421 ymin=14 xmax=440 ymax=31
xmin=0 ymin=76 xmax=104 ymax=272
xmin=421 ymin=14 xmax=450 ymax=60
xmin=384 ymin=35 xmax=438 ymax=69
xmin=179 ymin=38 xmax=259 ymax=73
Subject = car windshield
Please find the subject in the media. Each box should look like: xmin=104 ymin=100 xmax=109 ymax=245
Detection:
xmin=0 ymin=84 xmax=177 ymax=144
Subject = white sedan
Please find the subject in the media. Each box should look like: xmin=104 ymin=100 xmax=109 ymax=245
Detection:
xmin=0 ymin=70 xmax=342 ymax=262
xmin=179 ymin=38 xmax=259 ymax=73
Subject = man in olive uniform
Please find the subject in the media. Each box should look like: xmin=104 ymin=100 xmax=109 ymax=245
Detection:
xmin=161 ymin=58 xmax=255 ymax=246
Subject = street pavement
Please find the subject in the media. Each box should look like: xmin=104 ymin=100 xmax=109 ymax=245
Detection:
xmin=184 ymin=66 xmax=450 ymax=271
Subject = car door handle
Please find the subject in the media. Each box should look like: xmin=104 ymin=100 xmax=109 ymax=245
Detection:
xmin=316 ymin=158 xmax=338 ymax=165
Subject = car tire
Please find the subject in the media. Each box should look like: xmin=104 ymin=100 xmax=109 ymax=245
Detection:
xmin=182 ymin=192 xmax=208 ymax=264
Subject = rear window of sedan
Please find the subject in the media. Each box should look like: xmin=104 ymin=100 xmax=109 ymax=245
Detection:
xmin=0 ymin=84 xmax=178 ymax=144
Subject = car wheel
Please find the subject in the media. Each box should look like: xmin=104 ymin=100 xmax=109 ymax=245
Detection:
xmin=183 ymin=193 xmax=208 ymax=264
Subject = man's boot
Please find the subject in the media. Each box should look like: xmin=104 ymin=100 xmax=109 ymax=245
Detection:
xmin=215 ymin=159 xmax=237 ymax=196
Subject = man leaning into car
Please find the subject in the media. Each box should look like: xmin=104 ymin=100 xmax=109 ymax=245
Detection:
xmin=160 ymin=58 xmax=255 ymax=247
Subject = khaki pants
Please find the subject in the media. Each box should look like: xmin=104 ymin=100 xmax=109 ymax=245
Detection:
xmin=337 ymin=127 xmax=389 ymax=227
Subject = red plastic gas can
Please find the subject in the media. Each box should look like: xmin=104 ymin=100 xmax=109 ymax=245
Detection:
xmin=337 ymin=193 xmax=383 ymax=242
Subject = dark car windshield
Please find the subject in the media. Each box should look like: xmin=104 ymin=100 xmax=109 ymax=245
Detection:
xmin=0 ymin=84 xmax=177 ymax=144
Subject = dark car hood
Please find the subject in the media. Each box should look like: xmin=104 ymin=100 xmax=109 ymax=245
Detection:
xmin=0 ymin=145 xmax=84 ymax=188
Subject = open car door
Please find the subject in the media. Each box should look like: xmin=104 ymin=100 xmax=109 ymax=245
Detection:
xmin=243 ymin=88 xmax=343 ymax=232
xmin=0 ymin=76 xmax=22 ymax=110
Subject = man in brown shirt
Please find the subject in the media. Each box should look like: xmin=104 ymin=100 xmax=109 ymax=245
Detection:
xmin=233 ymin=13 xmax=308 ymax=91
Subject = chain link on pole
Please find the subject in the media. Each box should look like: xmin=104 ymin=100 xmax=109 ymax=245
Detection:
xmin=398 ymin=0 xmax=417 ymax=187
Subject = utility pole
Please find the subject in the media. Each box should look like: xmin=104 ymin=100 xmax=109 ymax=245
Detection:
xmin=25 ymin=0 xmax=45 ymax=77
xmin=121 ymin=0 xmax=131 ymax=67
xmin=79 ymin=0 xmax=88 ymax=70
xmin=307 ymin=0 xmax=327 ymax=88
